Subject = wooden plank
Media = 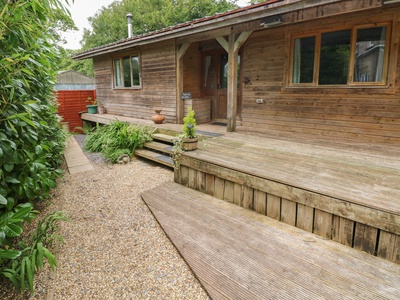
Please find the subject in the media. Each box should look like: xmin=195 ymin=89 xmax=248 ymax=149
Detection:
xmin=332 ymin=216 xmax=354 ymax=247
xmin=296 ymin=204 xmax=314 ymax=232
xmin=223 ymin=180 xmax=235 ymax=203
xmin=188 ymin=168 xmax=197 ymax=189
xmin=266 ymin=193 xmax=281 ymax=221
xmin=180 ymin=165 xmax=189 ymax=187
xmin=314 ymin=209 xmax=333 ymax=239
xmin=205 ymin=173 xmax=215 ymax=196
xmin=233 ymin=183 xmax=243 ymax=206
xmin=142 ymin=182 xmax=400 ymax=299
xmin=197 ymin=171 xmax=206 ymax=193
xmin=253 ymin=190 xmax=266 ymax=215
xmin=242 ymin=186 xmax=253 ymax=210
xmin=377 ymin=231 xmax=400 ymax=264
xmin=281 ymin=198 xmax=297 ymax=226
xmin=214 ymin=177 xmax=225 ymax=200
xmin=354 ymin=223 xmax=379 ymax=255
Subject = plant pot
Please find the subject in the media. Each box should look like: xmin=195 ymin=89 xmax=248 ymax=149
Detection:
xmin=87 ymin=105 xmax=98 ymax=114
xmin=152 ymin=108 xmax=165 ymax=124
xmin=182 ymin=137 xmax=198 ymax=151
xmin=98 ymin=105 xmax=105 ymax=114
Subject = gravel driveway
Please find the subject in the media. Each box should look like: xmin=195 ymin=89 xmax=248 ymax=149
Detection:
xmin=0 ymin=135 xmax=208 ymax=300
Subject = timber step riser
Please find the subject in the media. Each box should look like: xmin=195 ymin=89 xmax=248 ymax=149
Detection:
xmin=174 ymin=158 xmax=400 ymax=264
xmin=135 ymin=133 xmax=175 ymax=168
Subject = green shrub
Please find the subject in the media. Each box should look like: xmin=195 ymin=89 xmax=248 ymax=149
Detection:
xmin=84 ymin=121 xmax=153 ymax=162
xmin=0 ymin=0 xmax=70 ymax=292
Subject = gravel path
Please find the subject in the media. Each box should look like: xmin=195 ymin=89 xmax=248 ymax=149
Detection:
xmin=0 ymin=135 xmax=208 ymax=299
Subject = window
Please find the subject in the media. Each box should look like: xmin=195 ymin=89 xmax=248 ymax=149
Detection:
xmin=290 ymin=24 xmax=390 ymax=87
xmin=113 ymin=55 xmax=141 ymax=88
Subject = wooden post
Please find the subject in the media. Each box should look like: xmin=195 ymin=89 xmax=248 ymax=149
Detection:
xmin=216 ymin=31 xmax=252 ymax=132
xmin=176 ymin=43 xmax=191 ymax=124
xmin=227 ymin=31 xmax=238 ymax=132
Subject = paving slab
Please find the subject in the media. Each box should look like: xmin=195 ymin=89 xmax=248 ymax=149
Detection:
xmin=64 ymin=136 xmax=93 ymax=174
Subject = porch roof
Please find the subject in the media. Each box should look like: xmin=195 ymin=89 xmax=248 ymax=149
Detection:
xmin=73 ymin=0 xmax=341 ymax=60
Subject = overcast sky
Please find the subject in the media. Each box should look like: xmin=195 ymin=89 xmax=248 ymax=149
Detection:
xmin=61 ymin=0 xmax=250 ymax=50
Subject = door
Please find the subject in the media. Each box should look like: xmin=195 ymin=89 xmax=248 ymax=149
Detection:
xmin=202 ymin=51 xmax=241 ymax=120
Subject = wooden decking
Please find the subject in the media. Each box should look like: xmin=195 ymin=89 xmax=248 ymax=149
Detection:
xmin=82 ymin=113 xmax=400 ymax=262
xmin=142 ymin=182 xmax=400 ymax=300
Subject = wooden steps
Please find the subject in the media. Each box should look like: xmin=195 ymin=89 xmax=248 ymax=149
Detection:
xmin=142 ymin=182 xmax=400 ymax=300
xmin=135 ymin=133 xmax=175 ymax=168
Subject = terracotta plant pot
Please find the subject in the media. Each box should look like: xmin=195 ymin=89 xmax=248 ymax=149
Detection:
xmin=152 ymin=108 xmax=165 ymax=124
xmin=98 ymin=105 xmax=105 ymax=114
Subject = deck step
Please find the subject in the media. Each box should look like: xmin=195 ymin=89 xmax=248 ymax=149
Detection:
xmin=135 ymin=149 xmax=173 ymax=167
xmin=143 ymin=141 xmax=174 ymax=154
xmin=142 ymin=182 xmax=400 ymax=300
xmin=153 ymin=133 xmax=177 ymax=144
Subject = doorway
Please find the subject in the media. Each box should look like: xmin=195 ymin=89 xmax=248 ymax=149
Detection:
xmin=202 ymin=50 xmax=241 ymax=121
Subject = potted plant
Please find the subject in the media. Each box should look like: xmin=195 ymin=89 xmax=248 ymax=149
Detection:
xmin=172 ymin=107 xmax=198 ymax=169
xmin=86 ymin=97 xmax=98 ymax=114
xmin=182 ymin=107 xmax=197 ymax=150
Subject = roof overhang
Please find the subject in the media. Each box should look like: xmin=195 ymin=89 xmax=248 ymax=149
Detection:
xmin=72 ymin=0 xmax=384 ymax=60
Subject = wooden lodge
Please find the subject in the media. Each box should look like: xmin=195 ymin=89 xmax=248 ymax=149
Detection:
xmin=75 ymin=0 xmax=400 ymax=284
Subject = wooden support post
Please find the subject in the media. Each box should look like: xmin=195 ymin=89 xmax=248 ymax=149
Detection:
xmin=216 ymin=31 xmax=252 ymax=132
xmin=227 ymin=31 xmax=238 ymax=132
xmin=176 ymin=43 xmax=191 ymax=124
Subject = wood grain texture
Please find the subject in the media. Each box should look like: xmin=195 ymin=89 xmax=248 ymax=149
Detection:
xmin=142 ymin=182 xmax=400 ymax=299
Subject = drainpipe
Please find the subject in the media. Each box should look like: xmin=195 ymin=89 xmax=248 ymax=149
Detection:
xmin=126 ymin=13 xmax=133 ymax=38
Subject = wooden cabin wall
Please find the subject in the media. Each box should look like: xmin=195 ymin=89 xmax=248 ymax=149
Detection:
xmin=93 ymin=40 xmax=177 ymax=123
xmin=241 ymin=9 xmax=400 ymax=144
xmin=183 ymin=43 xmax=202 ymax=99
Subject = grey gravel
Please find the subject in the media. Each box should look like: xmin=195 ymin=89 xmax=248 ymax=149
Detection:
xmin=0 ymin=135 xmax=208 ymax=300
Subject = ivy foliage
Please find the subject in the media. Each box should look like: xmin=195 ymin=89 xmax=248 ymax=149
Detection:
xmin=0 ymin=0 xmax=70 ymax=292
xmin=83 ymin=121 xmax=153 ymax=163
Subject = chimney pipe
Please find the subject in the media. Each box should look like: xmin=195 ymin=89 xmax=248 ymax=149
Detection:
xmin=126 ymin=13 xmax=133 ymax=38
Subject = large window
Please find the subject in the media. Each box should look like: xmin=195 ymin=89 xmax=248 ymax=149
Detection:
xmin=113 ymin=55 xmax=141 ymax=88
xmin=290 ymin=24 xmax=390 ymax=87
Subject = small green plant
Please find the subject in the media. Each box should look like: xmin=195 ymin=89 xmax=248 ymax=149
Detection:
xmin=0 ymin=209 xmax=68 ymax=292
xmin=173 ymin=107 xmax=198 ymax=169
xmin=182 ymin=107 xmax=197 ymax=138
xmin=83 ymin=121 xmax=153 ymax=163
xmin=87 ymin=97 xmax=97 ymax=105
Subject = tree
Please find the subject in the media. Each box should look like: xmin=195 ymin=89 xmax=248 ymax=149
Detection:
xmin=0 ymin=0 xmax=70 ymax=292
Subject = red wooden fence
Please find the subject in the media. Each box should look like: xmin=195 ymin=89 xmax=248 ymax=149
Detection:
xmin=57 ymin=90 xmax=96 ymax=133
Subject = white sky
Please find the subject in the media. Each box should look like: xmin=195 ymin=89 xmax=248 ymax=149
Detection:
xmin=61 ymin=0 xmax=250 ymax=50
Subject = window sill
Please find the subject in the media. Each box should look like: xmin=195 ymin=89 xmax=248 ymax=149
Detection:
xmin=282 ymin=84 xmax=396 ymax=95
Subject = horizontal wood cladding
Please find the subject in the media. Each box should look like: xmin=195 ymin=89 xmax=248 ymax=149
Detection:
xmin=93 ymin=40 xmax=177 ymax=122
xmin=241 ymin=9 xmax=400 ymax=144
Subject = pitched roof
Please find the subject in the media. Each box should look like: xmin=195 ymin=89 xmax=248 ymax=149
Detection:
xmin=73 ymin=0 xmax=285 ymax=60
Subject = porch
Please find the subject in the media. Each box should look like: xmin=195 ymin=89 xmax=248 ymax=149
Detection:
xmin=81 ymin=112 xmax=400 ymax=264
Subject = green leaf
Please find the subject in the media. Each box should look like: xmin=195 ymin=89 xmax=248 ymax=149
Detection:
xmin=4 ymin=224 xmax=23 ymax=237
xmin=4 ymin=164 xmax=14 ymax=172
xmin=0 ymin=249 xmax=21 ymax=260
xmin=43 ymin=247 xmax=57 ymax=270
xmin=0 ymin=195 xmax=7 ymax=205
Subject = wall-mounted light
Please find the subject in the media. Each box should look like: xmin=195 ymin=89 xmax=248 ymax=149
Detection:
xmin=382 ymin=0 xmax=400 ymax=4
xmin=260 ymin=15 xmax=283 ymax=28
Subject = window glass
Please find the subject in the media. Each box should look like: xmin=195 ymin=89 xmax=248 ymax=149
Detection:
xmin=122 ymin=57 xmax=132 ymax=87
xmin=131 ymin=56 xmax=140 ymax=86
xmin=354 ymin=26 xmax=386 ymax=83
xmin=292 ymin=36 xmax=315 ymax=83
xmin=319 ymin=30 xmax=351 ymax=85
xmin=114 ymin=59 xmax=122 ymax=87
xmin=204 ymin=55 xmax=215 ymax=89
xmin=220 ymin=54 xmax=228 ymax=89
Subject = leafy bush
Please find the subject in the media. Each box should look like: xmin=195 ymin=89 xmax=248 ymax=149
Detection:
xmin=1 ymin=210 xmax=68 ymax=292
xmin=0 ymin=0 xmax=70 ymax=292
xmin=183 ymin=107 xmax=197 ymax=138
xmin=84 ymin=121 xmax=153 ymax=162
